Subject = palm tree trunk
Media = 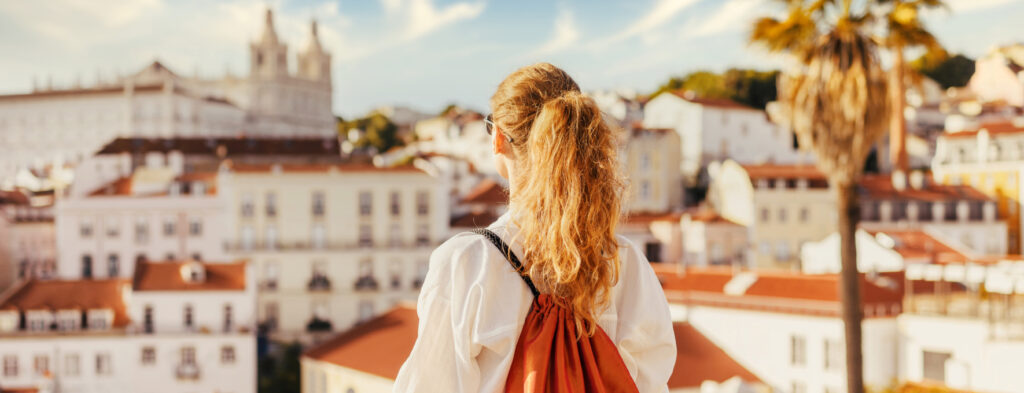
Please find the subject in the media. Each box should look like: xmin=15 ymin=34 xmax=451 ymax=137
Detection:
xmin=836 ymin=179 xmax=865 ymax=393
xmin=889 ymin=46 xmax=909 ymax=173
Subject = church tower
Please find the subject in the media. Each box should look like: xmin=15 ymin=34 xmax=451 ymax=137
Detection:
xmin=297 ymin=20 xmax=332 ymax=83
xmin=249 ymin=9 xmax=289 ymax=79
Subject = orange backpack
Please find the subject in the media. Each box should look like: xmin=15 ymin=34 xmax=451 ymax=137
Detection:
xmin=474 ymin=229 xmax=640 ymax=393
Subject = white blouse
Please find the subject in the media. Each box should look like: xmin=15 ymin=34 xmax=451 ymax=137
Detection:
xmin=393 ymin=212 xmax=677 ymax=393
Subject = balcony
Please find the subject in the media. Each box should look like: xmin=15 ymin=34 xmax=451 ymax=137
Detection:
xmin=307 ymin=276 xmax=331 ymax=292
xmin=306 ymin=317 xmax=332 ymax=332
xmin=175 ymin=363 xmax=200 ymax=380
xmin=354 ymin=276 xmax=379 ymax=291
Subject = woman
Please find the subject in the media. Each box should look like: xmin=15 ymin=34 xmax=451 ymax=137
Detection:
xmin=394 ymin=63 xmax=676 ymax=392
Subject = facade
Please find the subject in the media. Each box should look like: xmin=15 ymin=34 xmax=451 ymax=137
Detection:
xmin=932 ymin=120 xmax=1024 ymax=253
xmin=643 ymin=91 xmax=807 ymax=184
xmin=0 ymin=260 xmax=256 ymax=393
xmin=219 ymin=162 xmax=449 ymax=343
xmin=0 ymin=8 xmax=334 ymax=182
xmin=708 ymin=162 xmax=835 ymax=269
xmin=0 ymin=191 xmax=56 ymax=291
xmin=656 ymin=266 xmax=903 ymax=393
xmin=55 ymin=166 xmax=228 ymax=280
xmin=620 ymin=127 xmax=684 ymax=213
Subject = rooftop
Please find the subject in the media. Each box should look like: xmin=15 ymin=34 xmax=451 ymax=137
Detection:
xmin=742 ymin=164 xmax=828 ymax=181
xmin=942 ymin=120 xmax=1024 ymax=139
xmin=303 ymin=305 xmax=418 ymax=380
xmin=450 ymin=210 xmax=500 ymax=228
xmin=132 ymin=260 xmax=247 ymax=292
xmin=869 ymin=229 xmax=970 ymax=262
xmin=669 ymin=91 xmax=757 ymax=111
xmin=460 ymin=178 xmax=507 ymax=205
xmin=0 ymin=279 xmax=131 ymax=327
xmin=669 ymin=322 xmax=762 ymax=389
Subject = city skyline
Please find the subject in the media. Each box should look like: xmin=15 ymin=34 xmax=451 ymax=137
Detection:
xmin=1 ymin=0 xmax=1023 ymax=119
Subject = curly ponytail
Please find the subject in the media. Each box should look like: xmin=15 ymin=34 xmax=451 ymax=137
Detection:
xmin=490 ymin=63 xmax=625 ymax=336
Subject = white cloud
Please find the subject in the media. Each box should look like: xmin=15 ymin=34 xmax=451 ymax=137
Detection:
xmin=384 ymin=0 xmax=486 ymax=43
xmin=590 ymin=0 xmax=700 ymax=48
xmin=683 ymin=0 xmax=762 ymax=38
xmin=944 ymin=0 xmax=1014 ymax=13
xmin=524 ymin=7 xmax=580 ymax=58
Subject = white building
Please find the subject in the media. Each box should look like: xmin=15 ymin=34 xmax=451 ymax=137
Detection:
xmin=656 ymin=266 xmax=903 ymax=393
xmin=219 ymin=161 xmax=449 ymax=343
xmin=620 ymin=127 xmax=684 ymax=213
xmin=0 ymin=259 xmax=256 ymax=393
xmin=589 ymin=89 xmax=644 ymax=128
xmin=801 ymin=229 xmax=973 ymax=274
xmin=643 ymin=91 xmax=807 ymax=183
xmin=0 ymin=191 xmax=56 ymax=291
xmin=55 ymin=164 xmax=229 ymax=280
xmin=0 ymin=8 xmax=334 ymax=182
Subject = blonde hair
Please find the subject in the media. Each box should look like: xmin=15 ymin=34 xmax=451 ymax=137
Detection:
xmin=490 ymin=63 xmax=625 ymax=336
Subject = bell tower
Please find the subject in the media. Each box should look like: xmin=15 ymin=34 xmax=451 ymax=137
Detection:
xmin=249 ymin=9 xmax=289 ymax=79
xmin=297 ymin=20 xmax=332 ymax=83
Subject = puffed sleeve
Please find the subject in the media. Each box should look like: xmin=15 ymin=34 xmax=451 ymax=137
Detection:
xmin=611 ymin=236 xmax=677 ymax=393
xmin=393 ymin=234 xmax=483 ymax=393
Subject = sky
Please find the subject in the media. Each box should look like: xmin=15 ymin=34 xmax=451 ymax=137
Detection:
xmin=0 ymin=0 xmax=1023 ymax=118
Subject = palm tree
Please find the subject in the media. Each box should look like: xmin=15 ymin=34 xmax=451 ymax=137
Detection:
xmin=751 ymin=1 xmax=889 ymax=393
xmin=881 ymin=0 xmax=944 ymax=173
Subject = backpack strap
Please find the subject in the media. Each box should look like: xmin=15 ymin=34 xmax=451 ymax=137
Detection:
xmin=472 ymin=228 xmax=540 ymax=297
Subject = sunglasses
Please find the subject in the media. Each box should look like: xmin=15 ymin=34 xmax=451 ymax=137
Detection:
xmin=484 ymin=114 xmax=513 ymax=143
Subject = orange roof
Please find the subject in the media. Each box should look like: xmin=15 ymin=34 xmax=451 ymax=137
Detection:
xmin=668 ymin=323 xmax=761 ymax=389
xmin=450 ymin=210 xmax=500 ymax=228
xmin=869 ymin=229 xmax=970 ymax=262
xmin=0 ymin=279 xmax=131 ymax=327
xmin=686 ymin=210 xmax=742 ymax=225
xmin=742 ymin=164 xmax=827 ymax=181
xmin=132 ymin=261 xmax=246 ymax=291
xmin=858 ymin=174 xmax=991 ymax=202
xmin=229 ymin=162 xmax=425 ymax=174
xmin=623 ymin=211 xmax=683 ymax=224
xmin=88 ymin=177 xmax=133 ymax=196
xmin=1 ymin=387 xmax=40 ymax=393
xmin=943 ymin=121 xmax=1024 ymax=139
xmin=461 ymin=179 xmax=507 ymax=205
xmin=654 ymin=266 xmax=903 ymax=317
xmin=303 ymin=306 xmax=419 ymax=380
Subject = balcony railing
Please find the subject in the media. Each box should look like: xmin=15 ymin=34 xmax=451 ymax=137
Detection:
xmin=308 ymin=276 xmax=331 ymax=291
xmin=225 ymin=240 xmax=439 ymax=252
xmin=306 ymin=318 xmax=332 ymax=332
xmin=354 ymin=276 xmax=379 ymax=291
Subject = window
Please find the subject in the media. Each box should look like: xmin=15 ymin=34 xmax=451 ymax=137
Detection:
xmin=134 ymin=217 xmax=149 ymax=243
xmin=760 ymin=208 xmax=770 ymax=223
xmin=264 ymin=302 xmax=279 ymax=332
xmin=919 ymin=201 xmax=934 ymax=221
xmin=775 ymin=242 xmax=791 ymax=261
xmin=58 ymin=312 xmax=79 ymax=331
xmin=181 ymin=347 xmax=196 ymax=366
xmin=390 ymin=260 xmax=402 ymax=289
xmin=791 ymin=381 xmax=806 ymax=393
xmin=790 ymin=335 xmax=806 ymax=366
xmin=923 ymin=350 xmax=951 ymax=382
xmin=313 ymin=191 xmax=326 ymax=217
xmin=183 ymin=304 xmax=194 ymax=329
xmin=166 ymin=252 xmax=176 ymax=261
xmin=263 ymin=262 xmax=279 ymax=290
xmin=188 ymin=217 xmax=202 ymax=236
xmin=163 ymin=217 xmax=176 ymax=236
xmin=82 ymin=254 xmax=93 ymax=278
xmin=640 ymin=180 xmax=652 ymax=200
xmin=221 ymin=346 xmax=236 ymax=364
xmin=94 ymin=353 xmax=112 ymax=375
xmin=33 ymin=355 xmax=48 ymax=376
xmin=892 ymin=201 xmax=908 ymax=221
xmin=645 ymin=242 xmax=662 ymax=262
xmin=107 ymin=254 xmax=119 ymax=277
xmin=359 ymin=224 xmax=373 ymax=247
xmin=799 ymin=207 xmax=809 ymax=222
xmin=968 ymin=201 xmax=984 ymax=221
xmin=144 ymin=305 xmax=154 ymax=333
xmin=141 ymin=347 xmax=155 ymax=365
xmin=241 ymin=193 xmax=254 ymax=218
xmin=778 ymin=207 xmax=787 ymax=223
xmin=223 ymin=304 xmax=233 ymax=333
xmin=390 ymin=191 xmax=401 ymax=216
xmin=64 ymin=354 xmax=79 ymax=376
xmin=266 ymin=192 xmax=277 ymax=217
xmin=3 ymin=355 xmax=17 ymax=377
xmin=824 ymin=339 xmax=843 ymax=371
xmin=240 ymin=225 xmax=255 ymax=250
xmin=358 ymin=191 xmax=372 ymax=216
xmin=309 ymin=261 xmax=330 ymax=290
xmin=80 ymin=219 xmax=93 ymax=238
xmin=415 ymin=224 xmax=429 ymax=246
xmin=944 ymin=202 xmax=958 ymax=221
xmin=414 ymin=261 xmax=428 ymax=288
xmin=193 ymin=182 xmax=206 ymax=196
xmin=416 ymin=191 xmax=429 ymax=216
xmin=640 ymin=152 xmax=652 ymax=171
xmin=265 ymin=226 xmax=278 ymax=249
xmin=389 ymin=222 xmax=402 ymax=247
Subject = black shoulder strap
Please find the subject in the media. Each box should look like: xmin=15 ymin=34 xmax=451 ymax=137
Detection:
xmin=472 ymin=228 xmax=540 ymax=297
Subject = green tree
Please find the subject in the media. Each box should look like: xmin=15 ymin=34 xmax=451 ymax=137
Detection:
xmin=752 ymin=1 xmax=890 ymax=392
xmin=338 ymin=112 xmax=403 ymax=153
xmin=911 ymin=49 xmax=975 ymax=89
xmin=723 ymin=68 xmax=781 ymax=109
xmin=259 ymin=342 xmax=303 ymax=393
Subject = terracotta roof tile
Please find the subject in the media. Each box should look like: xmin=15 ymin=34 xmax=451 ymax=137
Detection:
xmin=303 ymin=306 xmax=418 ymax=380
xmin=669 ymin=91 xmax=756 ymax=111
xmin=742 ymin=164 xmax=827 ymax=181
xmin=132 ymin=261 xmax=246 ymax=291
xmin=623 ymin=211 xmax=683 ymax=225
xmin=686 ymin=210 xmax=743 ymax=225
xmin=461 ymin=179 xmax=507 ymax=205
xmin=869 ymin=229 xmax=970 ymax=262
xmin=0 ymin=279 xmax=130 ymax=327
xmin=668 ymin=323 xmax=761 ymax=389
xmin=943 ymin=120 xmax=1024 ymax=139
xmin=858 ymin=174 xmax=991 ymax=202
